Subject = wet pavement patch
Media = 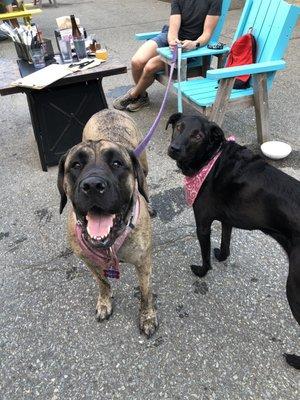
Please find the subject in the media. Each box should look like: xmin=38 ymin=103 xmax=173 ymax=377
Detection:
xmin=0 ymin=231 xmax=9 ymax=240
xmin=193 ymin=280 xmax=209 ymax=295
xmin=66 ymin=266 xmax=79 ymax=281
xmin=8 ymin=235 xmax=27 ymax=252
xmin=152 ymin=336 xmax=164 ymax=347
xmin=271 ymin=336 xmax=282 ymax=343
xmin=175 ymin=304 xmax=189 ymax=318
xmin=35 ymin=208 xmax=53 ymax=224
xmin=59 ymin=248 xmax=73 ymax=259
xmin=151 ymin=187 xmax=186 ymax=222
xmin=106 ymin=85 xmax=132 ymax=99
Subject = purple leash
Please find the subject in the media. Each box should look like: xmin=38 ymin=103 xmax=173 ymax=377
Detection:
xmin=134 ymin=45 xmax=179 ymax=157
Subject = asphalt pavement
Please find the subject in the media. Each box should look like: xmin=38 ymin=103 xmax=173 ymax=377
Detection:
xmin=0 ymin=1 xmax=299 ymax=399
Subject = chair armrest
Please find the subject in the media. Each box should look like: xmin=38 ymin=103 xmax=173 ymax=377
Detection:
xmin=0 ymin=8 xmax=41 ymax=20
xmin=157 ymin=45 xmax=230 ymax=60
xmin=206 ymin=60 xmax=286 ymax=79
xmin=135 ymin=32 xmax=160 ymax=41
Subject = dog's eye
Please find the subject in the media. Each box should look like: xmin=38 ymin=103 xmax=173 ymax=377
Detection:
xmin=191 ymin=130 xmax=204 ymax=140
xmin=71 ymin=161 xmax=82 ymax=169
xmin=111 ymin=160 xmax=123 ymax=169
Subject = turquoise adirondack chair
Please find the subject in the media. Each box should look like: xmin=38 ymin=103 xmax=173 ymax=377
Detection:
xmin=172 ymin=0 xmax=300 ymax=144
xmin=135 ymin=0 xmax=232 ymax=84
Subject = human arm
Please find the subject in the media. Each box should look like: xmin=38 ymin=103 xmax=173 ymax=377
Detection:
xmin=167 ymin=0 xmax=182 ymax=50
xmin=168 ymin=14 xmax=181 ymax=50
xmin=182 ymin=14 xmax=220 ymax=51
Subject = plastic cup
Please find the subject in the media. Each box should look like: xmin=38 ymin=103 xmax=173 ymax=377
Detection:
xmin=73 ymin=38 xmax=87 ymax=60
xmin=30 ymin=46 xmax=46 ymax=69
xmin=95 ymin=48 xmax=108 ymax=61
xmin=58 ymin=38 xmax=73 ymax=63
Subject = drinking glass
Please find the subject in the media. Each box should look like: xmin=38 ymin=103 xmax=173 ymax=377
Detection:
xmin=58 ymin=37 xmax=73 ymax=63
xmin=95 ymin=47 xmax=108 ymax=61
xmin=30 ymin=46 xmax=46 ymax=69
xmin=73 ymin=37 xmax=87 ymax=60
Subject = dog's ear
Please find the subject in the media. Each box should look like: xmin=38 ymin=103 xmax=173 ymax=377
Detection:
xmin=57 ymin=152 xmax=69 ymax=214
xmin=165 ymin=112 xmax=183 ymax=130
xmin=129 ymin=151 xmax=149 ymax=203
xmin=208 ymin=122 xmax=225 ymax=144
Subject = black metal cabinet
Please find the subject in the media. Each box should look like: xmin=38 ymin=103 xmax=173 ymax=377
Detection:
xmin=26 ymin=79 xmax=107 ymax=170
xmin=0 ymin=57 xmax=127 ymax=171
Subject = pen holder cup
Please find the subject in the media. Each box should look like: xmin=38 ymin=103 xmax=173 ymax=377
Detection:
xmin=14 ymin=39 xmax=54 ymax=62
xmin=14 ymin=41 xmax=32 ymax=61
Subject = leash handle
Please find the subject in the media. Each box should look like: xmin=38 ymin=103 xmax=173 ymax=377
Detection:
xmin=177 ymin=44 xmax=183 ymax=113
xmin=133 ymin=45 xmax=179 ymax=157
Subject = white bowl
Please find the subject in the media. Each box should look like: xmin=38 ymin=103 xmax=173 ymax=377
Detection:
xmin=260 ymin=140 xmax=292 ymax=160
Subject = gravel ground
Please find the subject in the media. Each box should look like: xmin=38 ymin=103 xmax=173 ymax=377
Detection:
xmin=0 ymin=1 xmax=299 ymax=399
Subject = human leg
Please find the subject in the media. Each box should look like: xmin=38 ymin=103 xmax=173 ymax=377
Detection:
xmin=131 ymin=40 xmax=160 ymax=88
xmin=130 ymin=55 xmax=165 ymax=98
xmin=113 ymin=30 xmax=168 ymax=111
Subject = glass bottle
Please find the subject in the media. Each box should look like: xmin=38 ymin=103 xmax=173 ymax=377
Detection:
xmin=70 ymin=14 xmax=82 ymax=39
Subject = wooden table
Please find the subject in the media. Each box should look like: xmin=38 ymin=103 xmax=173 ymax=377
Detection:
xmin=0 ymin=56 xmax=127 ymax=171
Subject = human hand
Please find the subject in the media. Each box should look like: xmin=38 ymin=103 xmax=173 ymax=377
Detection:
xmin=169 ymin=38 xmax=181 ymax=51
xmin=181 ymin=40 xmax=197 ymax=51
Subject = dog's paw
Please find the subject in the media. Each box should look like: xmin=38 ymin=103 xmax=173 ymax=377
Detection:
xmin=214 ymin=248 xmax=229 ymax=262
xmin=95 ymin=297 xmax=113 ymax=322
xmin=139 ymin=309 xmax=158 ymax=338
xmin=284 ymin=353 xmax=300 ymax=370
xmin=190 ymin=264 xmax=211 ymax=278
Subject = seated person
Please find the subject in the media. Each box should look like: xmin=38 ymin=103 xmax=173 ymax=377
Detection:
xmin=113 ymin=0 xmax=221 ymax=112
xmin=0 ymin=0 xmax=19 ymax=33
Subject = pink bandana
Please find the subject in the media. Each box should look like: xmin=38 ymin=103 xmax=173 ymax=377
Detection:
xmin=184 ymin=136 xmax=235 ymax=206
xmin=75 ymin=187 xmax=140 ymax=279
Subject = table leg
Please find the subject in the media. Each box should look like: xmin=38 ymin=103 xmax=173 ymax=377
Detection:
xmin=26 ymin=92 xmax=48 ymax=171
xmin=97 ymin=78 xmax=108 ymax=109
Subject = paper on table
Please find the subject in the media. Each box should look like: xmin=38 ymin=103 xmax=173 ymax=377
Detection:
xmin=11 ymin=64 xmax=72 ymax=90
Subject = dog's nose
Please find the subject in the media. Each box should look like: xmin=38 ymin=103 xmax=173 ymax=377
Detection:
xmin=80 ymin=177 xmax=108 ymax=195
xmin=169 ymin=144 xmax=181 ymax=155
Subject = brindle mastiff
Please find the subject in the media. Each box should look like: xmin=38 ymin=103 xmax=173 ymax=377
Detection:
xmin=57 ymin=109 xmax=158 ymax=337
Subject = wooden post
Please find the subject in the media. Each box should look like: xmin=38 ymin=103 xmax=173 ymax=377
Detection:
xmin=201 ymin=55 xmax=211 ymax=77
xmin=217 ymin=52 xmax=228 ymax=69
xmin=210 ymin=77 xmax=235 ymax=126
xmin=253 ymin=73 xmax=269 ymax=144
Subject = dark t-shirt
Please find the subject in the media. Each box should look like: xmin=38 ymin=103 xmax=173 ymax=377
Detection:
xmin=171 ymin=0 xmax=222 ymax=40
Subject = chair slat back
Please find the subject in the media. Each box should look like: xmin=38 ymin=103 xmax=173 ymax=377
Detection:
xmin=234 ymin=0 xmax=299 ymax=61
xmin=232 ymin=0 xmax=299 ymax=87
xmin=210 ymin=0 xmax=232 ymax=43
xmin=259 ymin=2 xmax=299 ymax=62
xmin=252 ymin=0 xmax=282 ymax=62
xmin=233 ymin=0 xmax=255 ymax=41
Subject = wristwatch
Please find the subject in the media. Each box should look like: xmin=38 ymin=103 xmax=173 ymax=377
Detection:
xmin=195 ymin=41 xmax=200 ymax=49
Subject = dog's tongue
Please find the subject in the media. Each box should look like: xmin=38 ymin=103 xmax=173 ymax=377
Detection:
xmin=86 ymin=212 xmax=115 ymax=238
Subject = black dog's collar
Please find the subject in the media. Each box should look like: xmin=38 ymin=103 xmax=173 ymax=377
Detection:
xmin=184 ymin=136 xmax=236 ymax=206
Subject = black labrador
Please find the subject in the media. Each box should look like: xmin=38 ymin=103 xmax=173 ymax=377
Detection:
xmin=167 ymin=112 xmax=300 ymax=370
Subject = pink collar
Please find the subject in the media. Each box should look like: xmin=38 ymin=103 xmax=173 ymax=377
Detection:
xmin=184 ymin=136 xmax=235 ymax=206
xmin=75 ymin=185 xmax=140 ymax=279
